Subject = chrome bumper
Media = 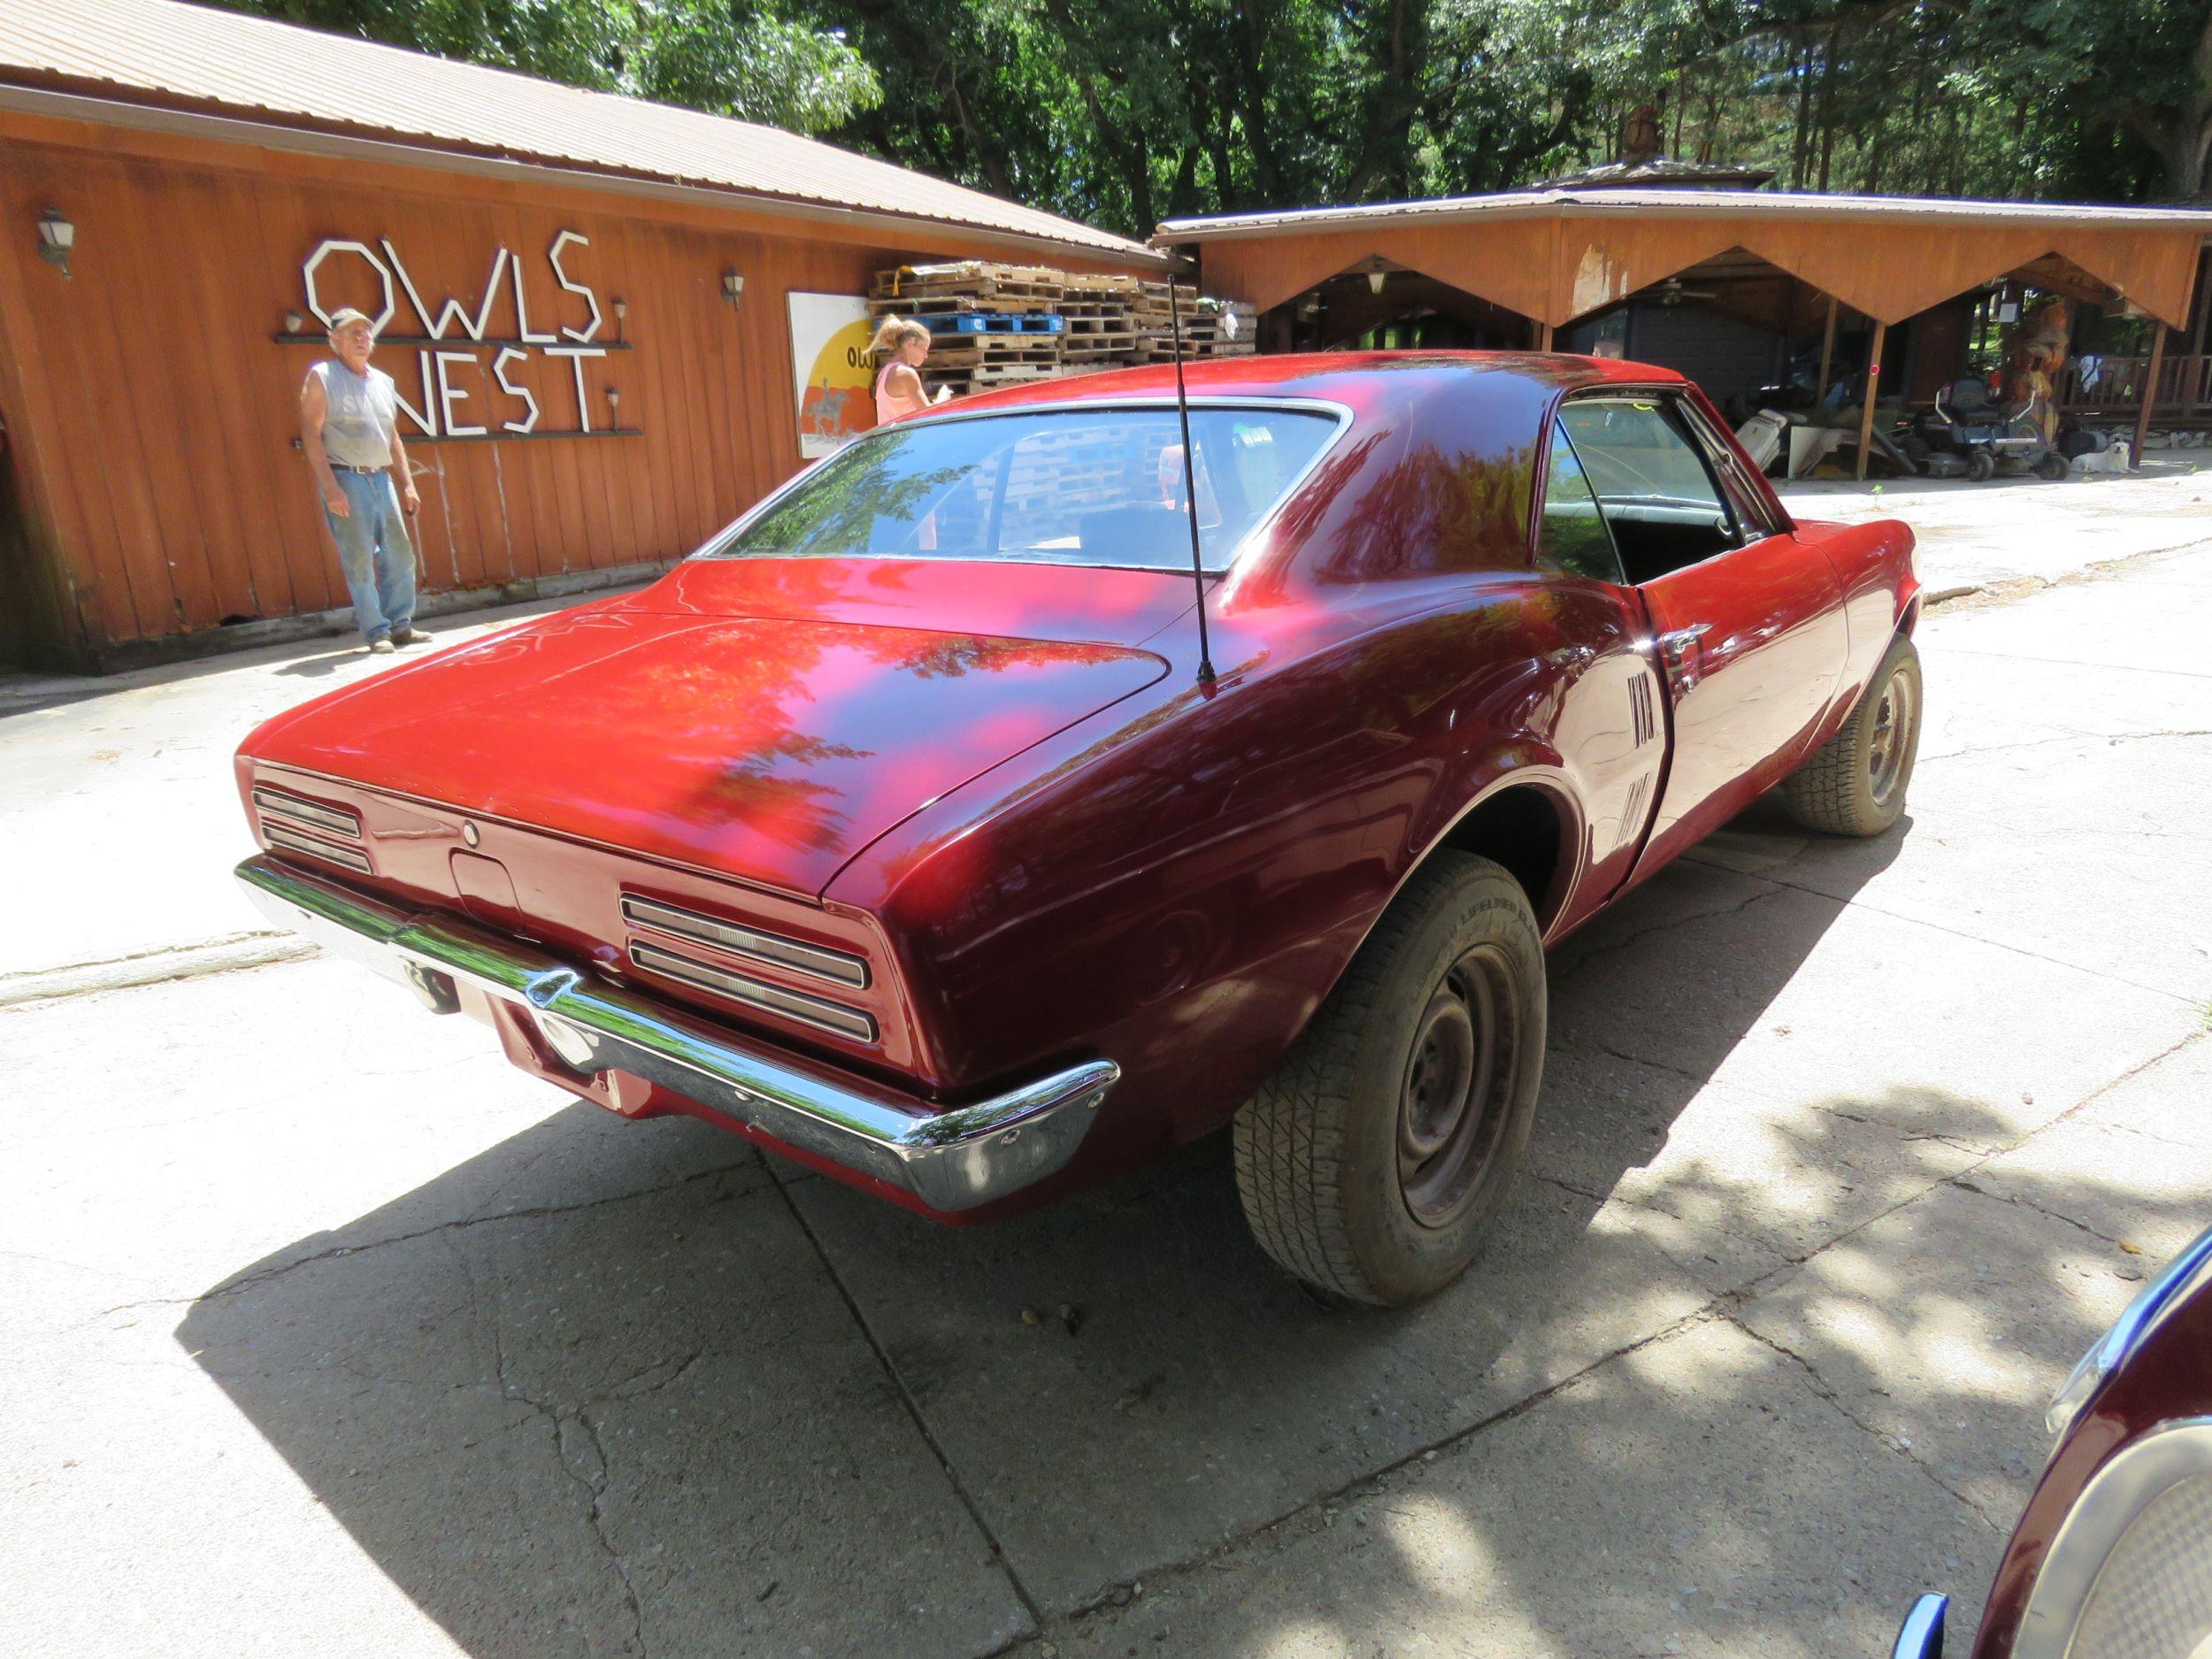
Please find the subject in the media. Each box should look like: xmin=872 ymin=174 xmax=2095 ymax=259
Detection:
xmin=1890 ymin=1594 xmax=1947 ymax=1659
xmin=235 ymin=856 xmax=1117 ymax=1211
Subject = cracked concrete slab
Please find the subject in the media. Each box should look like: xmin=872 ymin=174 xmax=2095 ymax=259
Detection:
xmin=1056 ymin=1315 xmax=2004 ymax=1659
xmin=1546 ymin=859 xmax=2198 ymax=1158
xmin=786 ymin=1139 xmax=1722 ymax=1614
xmin=1729 ymin=1175 xmax=2165 ymax=1548
xmin=4 ymin=1071 xmax=1027 ymax=1659
xmin=1962 ymin=1033 xmax=2212 ymax=1263
xmin=0 ymin=957 xmax=773 ymax=1319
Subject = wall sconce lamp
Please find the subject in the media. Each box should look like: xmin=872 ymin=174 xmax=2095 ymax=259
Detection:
xmin=722 ymin=270 xmax=745 ymax=311
xmin=606 ymin=386 xmax=622 ymax=422
xmin=36 ymin=208 xmax=73 ymax=277
xmin=612 ymin=296 xmax=627 ymax=344
xmin=1366 ymin=268 xmax=1387 ymax=296
xmin=283 ymin=309 xmax=305 ymax=334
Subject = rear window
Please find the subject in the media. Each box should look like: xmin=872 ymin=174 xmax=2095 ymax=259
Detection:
xmin=708 ymin=405 xmax=1340 ymax=573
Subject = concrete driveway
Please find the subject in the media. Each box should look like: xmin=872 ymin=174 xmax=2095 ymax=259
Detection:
xmin=4 ymin=474 xmax=2208 ymax=1658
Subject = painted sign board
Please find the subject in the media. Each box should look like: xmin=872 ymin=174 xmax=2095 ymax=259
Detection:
xmin=787 ymin=293 xmax=876 ymax=458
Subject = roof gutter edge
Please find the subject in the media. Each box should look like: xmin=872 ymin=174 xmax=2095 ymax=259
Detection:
xmin=1154 ymin=193 xmax=2212 ymax=244
xmin=0 ymin=80 xmax=1171 ymax=268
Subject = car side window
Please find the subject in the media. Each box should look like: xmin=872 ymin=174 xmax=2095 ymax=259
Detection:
xmin=1557 ymin=397 xmax=1741 ymax=584
xmin=1536 ymin=424 xmax=1627 ymax=585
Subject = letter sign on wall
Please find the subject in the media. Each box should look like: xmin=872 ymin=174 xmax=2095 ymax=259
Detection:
xmin=294 ymin=230 xmax=632 ymax=442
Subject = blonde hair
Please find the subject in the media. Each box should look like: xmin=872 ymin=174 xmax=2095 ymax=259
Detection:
xmin=870 ymin=317 xmax=931 ymax=357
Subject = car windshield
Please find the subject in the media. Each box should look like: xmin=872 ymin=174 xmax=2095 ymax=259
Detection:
xmin=707 ymin=404 xmax=1340 ymax=573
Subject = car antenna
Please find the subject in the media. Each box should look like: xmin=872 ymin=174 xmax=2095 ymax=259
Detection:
xmin=1166 ymin=271 xmax=1218 ymax=687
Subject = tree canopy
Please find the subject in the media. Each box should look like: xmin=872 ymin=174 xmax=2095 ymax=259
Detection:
xmin=217 ymin=0 xmax=2212 ymax=233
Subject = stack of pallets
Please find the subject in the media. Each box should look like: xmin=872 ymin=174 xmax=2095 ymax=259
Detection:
xmin=868 ymin=264 xmax=1257 ymax=394
xmin=870 ymin=262 xmax=1067 ymax=396
xmin=1057 ymin=273 xmax=1144 ymax=369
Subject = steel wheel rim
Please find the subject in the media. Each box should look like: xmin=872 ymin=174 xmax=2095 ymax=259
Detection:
xmin=1866 ymin=665 xmax=1915 ymax=805
xmin=1397 ymin=945 xmax=1518 ymax=1228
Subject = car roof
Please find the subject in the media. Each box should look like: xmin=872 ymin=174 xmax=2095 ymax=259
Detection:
xmin=938 ymin=350 xmax=1688 ymax=418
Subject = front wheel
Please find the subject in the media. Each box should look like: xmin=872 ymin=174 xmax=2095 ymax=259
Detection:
xmin=1233 ymin=852 xmax=1547 ymax=1307
xmin=1780 ymin=634 xmax=1923 ymax=836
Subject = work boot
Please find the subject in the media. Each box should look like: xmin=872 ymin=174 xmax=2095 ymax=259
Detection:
xmin=368 ymin=636 xmax=396 ymax=655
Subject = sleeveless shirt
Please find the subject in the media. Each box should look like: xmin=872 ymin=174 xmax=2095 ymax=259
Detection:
xmin=875 ymin=363 xmax=928 ymax=425
xmin=312 ymin=359 xmax=401 ymax=469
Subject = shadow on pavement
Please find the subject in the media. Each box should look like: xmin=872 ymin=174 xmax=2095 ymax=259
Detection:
xmin=174 ymin=803 xmax=2169 ymax=1659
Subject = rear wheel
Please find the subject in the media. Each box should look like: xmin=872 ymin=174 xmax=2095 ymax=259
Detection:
xmin=1233 ymin=852 xmax=1546 ymax=1307
xmin=1780 ymin=634 xmax=1922 ymax=837
xmin=1965 ymin=449 xmax=1995 ymax=481
xmin=2035 ymin=451 xmax=2071 ymax=481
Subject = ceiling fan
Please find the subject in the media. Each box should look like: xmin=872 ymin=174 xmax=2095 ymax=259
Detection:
xmin=1652 ymin=275 xmax=1720 ymax=306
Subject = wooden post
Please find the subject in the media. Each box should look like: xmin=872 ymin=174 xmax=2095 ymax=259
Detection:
xmin=1532 ymin=319 xmax=1554 ymax=352
xmin=1816 ymin=295 xmax=1839 ymax=402
xmin=1855 ymin=319 xmax=1886 ymax=480
xmin=2132 ymin=324 xmax=2168 ymax=469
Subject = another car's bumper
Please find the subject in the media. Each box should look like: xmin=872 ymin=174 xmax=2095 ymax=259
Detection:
xmin=235 ymin=856 xmax=1118 ymax=1211
xmin=1889 ymin=1594 xmax=1947 ymax=1658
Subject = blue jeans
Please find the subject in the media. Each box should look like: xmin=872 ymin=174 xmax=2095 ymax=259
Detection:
xmin=323 ymin=469 xmax=417 ymax=641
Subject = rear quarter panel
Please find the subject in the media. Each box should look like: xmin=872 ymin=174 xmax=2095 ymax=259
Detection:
xmin=826 ymin=576 xmax=1653 ymax=1209
xmin=1793 ymin=516 xmax=1920 ymax=738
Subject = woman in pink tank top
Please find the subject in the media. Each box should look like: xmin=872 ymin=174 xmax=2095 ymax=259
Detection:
xmin=872 ymin=318 xmax=949 ymax=425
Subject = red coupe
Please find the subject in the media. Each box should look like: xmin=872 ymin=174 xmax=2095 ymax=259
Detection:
xmin=234 ymin=353 xmax=1922 ymax=1307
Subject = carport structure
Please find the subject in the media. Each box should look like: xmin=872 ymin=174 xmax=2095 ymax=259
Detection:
xmin=1158 ymin=188 xmax=2212 ymax=475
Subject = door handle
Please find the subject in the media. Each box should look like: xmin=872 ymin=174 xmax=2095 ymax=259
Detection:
xmin=1655 ymin=626 xmax=1709 ymax=694
xmin=1655 ymin=626 xmax=1708 ymax=661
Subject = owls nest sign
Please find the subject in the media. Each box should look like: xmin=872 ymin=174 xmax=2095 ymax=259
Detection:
xmin=297 ymin=231 xmax=636 ymax=442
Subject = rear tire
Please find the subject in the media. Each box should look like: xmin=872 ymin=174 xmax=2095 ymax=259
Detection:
xmin=1780 ymin=634 xmax=1922 ymax=837
xmin=2035 ymin=452 xmax=2071 ymax=481
xmin=1233 ymin=852 xmax=1546 ymax=1308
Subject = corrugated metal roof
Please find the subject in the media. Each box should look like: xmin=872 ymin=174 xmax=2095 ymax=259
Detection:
xmin=1158 ymin=187 xmax=2212 ymax=242
xmin=0 ymin=0 xmax=1161 ymax=262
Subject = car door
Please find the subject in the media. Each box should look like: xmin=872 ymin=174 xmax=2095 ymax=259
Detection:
xmin=1556 ymin=392 xmax=1848 ymax=878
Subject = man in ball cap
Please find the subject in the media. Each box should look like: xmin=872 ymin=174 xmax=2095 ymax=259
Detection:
xmin=298 ymin=307 xmax=426 ymax=654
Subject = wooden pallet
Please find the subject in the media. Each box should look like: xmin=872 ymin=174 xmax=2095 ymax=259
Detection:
xmin=925 ymin=340 xmax=1062 ymax=370
xmin=919 ymin=311 xmax=1064 ymax=336
xmin=873 ymin=260 xmax=1067 ymax=304
xmin=870 ymin=294 xmax=1048 ymax=317
xmin=1062 ymin=273 xmax=1144 ymax=297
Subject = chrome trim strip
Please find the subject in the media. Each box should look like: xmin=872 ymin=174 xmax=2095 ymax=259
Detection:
xmin=627 ymin=941 xmax=878 ymax=1042
xmin=253 ymin=787 xmax=363 ymax=840
xmin=1890 ymin=1594 xmax=1947 ymax=1659
xmin=234 ymin=856 xmax=1116 ymax=1211
xmin=620 ymin=894 xmax=869 ymax=988
xmin=2047 ymin=1223 xmax=2212 ymax=1443
xmin=263 ymin=825 xmax=373 ymax=873
xmin=2015 ymin=1417 xmax=2212 ymax=1659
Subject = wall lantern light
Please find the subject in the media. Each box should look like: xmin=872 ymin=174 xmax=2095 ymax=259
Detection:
xmin=722 ymin=270 xmax=745 ymax=310
xmin=283 ymin=309 xmax=305 ymax=334
xmin=611 ymin=296 xmax=627 ymax=344
xmin=606 ymin=386 xmax=622 ymax=420
xmin=36 ymin=208 xmax=73 ymax=277
xmin=1366 ymin=269 xmax=1387 ymax=296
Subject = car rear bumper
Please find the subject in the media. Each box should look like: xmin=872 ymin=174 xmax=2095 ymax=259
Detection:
xmin=235 ymin=856 xmax=1118 ymax=1212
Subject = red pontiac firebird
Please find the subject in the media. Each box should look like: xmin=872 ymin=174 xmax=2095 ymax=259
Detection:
xmin=234 ymin=353 xmax=1922 ymax=1307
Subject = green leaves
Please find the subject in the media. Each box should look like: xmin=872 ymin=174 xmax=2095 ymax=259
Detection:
xmin=218 ymin=0 xmax=2212 ymax=221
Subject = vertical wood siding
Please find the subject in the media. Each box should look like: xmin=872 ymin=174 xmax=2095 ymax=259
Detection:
xmin=0 ymin=112 xmax=1141 ymax=664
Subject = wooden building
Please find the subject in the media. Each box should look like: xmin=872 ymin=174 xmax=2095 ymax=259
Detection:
xmin=0 ymin=0 xmax=1164 ymax=672
xmin=1161 ymin=189 xmax=2211 ymax=474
